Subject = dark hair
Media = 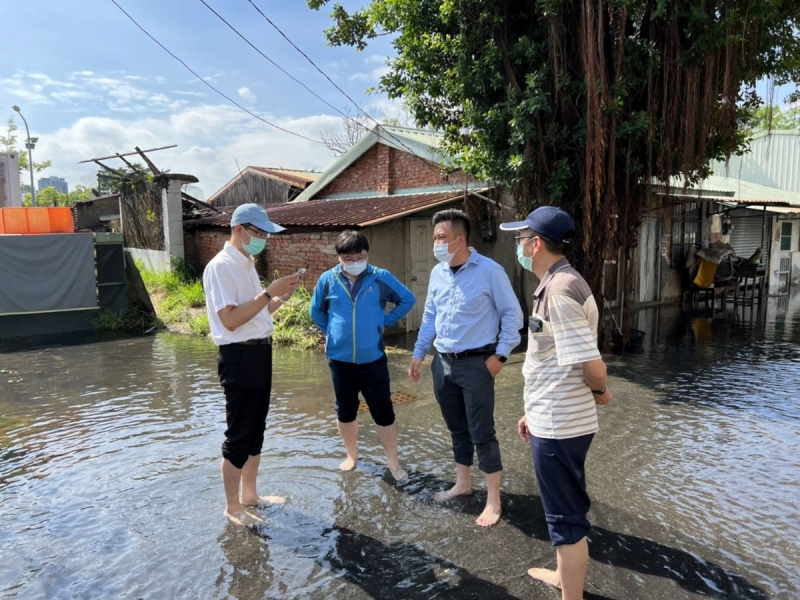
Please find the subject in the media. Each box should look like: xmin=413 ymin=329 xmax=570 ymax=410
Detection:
xmin=432 ymin=208 xmax=470 ymax=242
xmin=531 ymin=230 xmax=567 ymax=255
xmin=335 ymin=230 xmax=369 ymax=255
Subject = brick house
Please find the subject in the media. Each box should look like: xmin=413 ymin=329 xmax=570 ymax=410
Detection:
xmin=183 ymin=125 xmax=517 ymax=332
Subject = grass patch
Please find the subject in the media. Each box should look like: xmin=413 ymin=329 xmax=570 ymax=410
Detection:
xmin=272 ymin=286 xmax=323 ymax=350
xmin=134 ymin=259 xmax=321 ymax=348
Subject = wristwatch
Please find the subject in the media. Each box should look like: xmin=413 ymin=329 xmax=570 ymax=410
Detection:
xmin=495 ymin=354 xmax=507 ymax=363
xmin=591 ymin=386 xmax=607 ymax=395
xmin=262 ymin=289 xmax=272 ymax=300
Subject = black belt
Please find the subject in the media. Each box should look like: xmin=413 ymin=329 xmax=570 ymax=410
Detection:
xmin=235 ymin=337 xmax=272 ymax=346
xmin=440 ymin=344 xmax=496 ymax=360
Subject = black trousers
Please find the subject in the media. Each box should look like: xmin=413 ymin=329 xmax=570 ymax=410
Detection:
xmin=217 ymin=343 xmax=273 ymax=469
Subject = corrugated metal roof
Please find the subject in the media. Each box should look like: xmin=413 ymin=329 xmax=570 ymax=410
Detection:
xmin=710 ymin=131 xmax=800 ymax=193
xmin=184 ymin=191 xmax=476 ymax=229
xmin=250 ymin=167 xmax=319 ymax=187
xmin=661 ymin=175 xmax=800 ymax=207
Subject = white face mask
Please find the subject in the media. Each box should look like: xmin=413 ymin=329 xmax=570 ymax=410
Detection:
xmin=343 ymin=260 xmax=367 ymax=276
xmin=433 ymin=241 xmax=457 ymax=263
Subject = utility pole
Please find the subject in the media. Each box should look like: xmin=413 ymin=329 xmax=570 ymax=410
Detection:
xmin=12 ymin=105 xmax=39 ymax=206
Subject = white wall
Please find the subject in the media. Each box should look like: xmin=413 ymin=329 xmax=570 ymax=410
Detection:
xmin=0 ymin=153 xmax=22 ymax=208
xmin=128 ymin=248 xmax=171 ymax=272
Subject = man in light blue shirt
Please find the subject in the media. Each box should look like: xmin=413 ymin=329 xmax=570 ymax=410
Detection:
xmin=408 ymin=208 xmax=523 ymax=527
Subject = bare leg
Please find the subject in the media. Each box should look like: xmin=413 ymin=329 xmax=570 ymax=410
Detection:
xmin=337 ymin=420 xmax=358 ymax=471
xmin=241 ymin=454 xmax=286 ymax=506
xmin=221 ymin=458 xmax=262 ymax=527
xmin=528 ymin=537 xmax=589 ymax=600
xmin=475 ymin=470 xmax=502 ymax=527
xmin=434 ymin=463 xmax=473 ymax=501
xmin=376 ymin=422 xmax=407 ymax=480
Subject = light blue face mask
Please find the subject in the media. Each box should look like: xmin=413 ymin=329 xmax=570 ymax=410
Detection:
xmin=433 ymin=241 xmax=456 ymax=263
xmin=516 ymin=242 xmax=533 ymax=271
xmin=240 ymin=230 xmax=267 ymax=255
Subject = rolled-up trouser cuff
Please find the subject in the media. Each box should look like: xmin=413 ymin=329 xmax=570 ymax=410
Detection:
xmin=545 ymin=513 xmax=591 ymax=546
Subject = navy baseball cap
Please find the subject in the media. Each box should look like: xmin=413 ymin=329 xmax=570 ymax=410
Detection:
xmin=230 ymin=203 xmax=285 ymax=234
xmin=500 ymin=206 xmax=575 ymax=243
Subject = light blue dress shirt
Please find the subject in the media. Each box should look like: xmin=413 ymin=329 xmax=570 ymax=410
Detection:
xmin=412 ymin=250 xmax=523 ymax=359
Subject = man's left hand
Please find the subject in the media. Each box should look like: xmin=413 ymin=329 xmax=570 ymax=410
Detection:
xmin=485 ymin=355 xmax=504 ymax=378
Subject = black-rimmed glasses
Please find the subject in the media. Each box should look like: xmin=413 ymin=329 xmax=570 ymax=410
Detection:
xmin=243 ymin=225 xmax=269 ymax=239
xmin=514 ymin=235 xmax=536 ymax=244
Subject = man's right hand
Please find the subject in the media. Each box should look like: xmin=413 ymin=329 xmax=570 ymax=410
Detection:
xmin=408 ymin=358 xmax=422 ymax=382
xmin=266 ymin=272 xmax=301 ymax=299
xmin=517 ymin=416 xmax=530 ymax=443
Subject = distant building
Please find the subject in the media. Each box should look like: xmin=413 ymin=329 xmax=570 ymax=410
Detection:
xmin=0 ymin=152 xmax=23 ymax=207
xmin=38 ymin=176 xmax=69 ymax=195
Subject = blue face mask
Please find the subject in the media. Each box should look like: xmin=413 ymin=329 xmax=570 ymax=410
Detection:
xmin=240 ymin=229 xmax=267 ymax=255
xmin=517 ymin=242 xmax=533 ymax=272
xmin=433 ymin=241 xmax=457 ymax=263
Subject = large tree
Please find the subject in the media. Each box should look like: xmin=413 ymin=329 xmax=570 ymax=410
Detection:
xmin=309 ymin=0 xmax=800 ymax=299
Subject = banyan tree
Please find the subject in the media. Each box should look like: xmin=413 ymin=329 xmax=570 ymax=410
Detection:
xmin=309 ymin=0 xmax=800 ymax=306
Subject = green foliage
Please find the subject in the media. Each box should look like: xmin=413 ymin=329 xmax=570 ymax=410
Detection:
xmin=272 ymin=286 xmax=322 ymax=350
xmin=745 ymin=105 xmax=800 ymax=135
xmin=309 ymin=0 xmax=800 ymax=295
xmin=134 ymin=259 xmax=319 ymax=347
xmin=23 ymin=185 xmax=95 ymax=207
xmin=1 ymin=117 xmax=52 ymax=173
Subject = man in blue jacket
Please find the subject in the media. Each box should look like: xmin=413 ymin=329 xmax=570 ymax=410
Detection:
xmin=310 ymin=230 xmax=415 ymax=480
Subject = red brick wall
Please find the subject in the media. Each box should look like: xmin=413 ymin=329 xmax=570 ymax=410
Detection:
xmin=186 ymin=228 xmax=340 ymax=288
xmin=321 ymin=144 xmax=387 ymax=196
xmin=317 ymin=143 xmax=476 ymax=197
xmin=266 ymin=232 xmax=339 ymax=284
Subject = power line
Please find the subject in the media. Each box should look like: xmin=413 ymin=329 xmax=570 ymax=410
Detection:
xmin=108 ymin=0 xmax=323 ymax=144
xmin=246 ymin=0 xmax=377 ymax=129
xmin=244 ymin=0 xmax=464 ymax=188
xmin=205 ymin=0 xmax=422 ymax=159
xmin=199 ymin=0 xmax=354 ymax=122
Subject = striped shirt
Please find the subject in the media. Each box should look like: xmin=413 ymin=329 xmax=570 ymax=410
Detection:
xmin=522 ymin=258 xmax=601 ymax=439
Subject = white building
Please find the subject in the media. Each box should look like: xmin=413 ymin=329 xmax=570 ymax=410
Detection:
xmin=0 ymin=152 xmax=22 ymax=208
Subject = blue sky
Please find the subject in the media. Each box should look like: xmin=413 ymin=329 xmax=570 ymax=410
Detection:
xmin=0 ymin=0 xmax=399 ymax=197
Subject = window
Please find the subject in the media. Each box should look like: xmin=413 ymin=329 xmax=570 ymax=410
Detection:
xmin=670 ymin=201 xmax=701 ymax=268
xmin=780 ymin=222 xmax=792 ymax=251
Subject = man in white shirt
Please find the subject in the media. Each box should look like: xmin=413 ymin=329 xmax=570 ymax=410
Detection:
xmin=203 ymin=203 xmax=301 ymax=527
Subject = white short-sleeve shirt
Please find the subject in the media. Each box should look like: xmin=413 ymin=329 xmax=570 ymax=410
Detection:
xmin=202 ymin=241 xmax=274 ymax=346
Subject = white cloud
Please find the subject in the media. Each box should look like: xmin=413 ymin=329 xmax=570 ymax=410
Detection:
xmin=237 ymin=87 xmax=256 ymax=102
xmin=348 ymin=56 xmax=391 ymax=83
xmin=34 ymin=104 xmax=341 ymax=200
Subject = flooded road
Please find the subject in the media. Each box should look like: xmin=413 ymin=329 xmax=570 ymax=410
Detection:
xmin=1 ymin=292 xmax=799 ymax=599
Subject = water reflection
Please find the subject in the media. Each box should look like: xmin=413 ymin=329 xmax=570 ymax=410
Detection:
xmin=1 ymin=293 xmax=799 ymax=598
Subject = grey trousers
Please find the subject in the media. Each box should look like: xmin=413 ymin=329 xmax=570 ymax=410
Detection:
xmin=431 ymin=353 xmax=502 ymax=474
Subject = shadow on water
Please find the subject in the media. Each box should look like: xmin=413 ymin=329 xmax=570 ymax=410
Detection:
xmin=322 ymin=525 xmax=522 ymax=600
xmin=389 ymin=471 xmax=767 ymax=600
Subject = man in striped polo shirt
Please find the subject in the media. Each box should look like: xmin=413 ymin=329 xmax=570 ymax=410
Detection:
xmin=501 ymin=206 xmax=613 ymax=600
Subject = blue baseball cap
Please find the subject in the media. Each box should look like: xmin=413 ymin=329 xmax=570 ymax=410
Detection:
xmin=230 ymin=203 xmax=285 ymax=234
xmin=500 ymin=206 xmax=575 ymax=243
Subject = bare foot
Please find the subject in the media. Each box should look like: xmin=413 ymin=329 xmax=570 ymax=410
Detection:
xmin=527 ymin=567 xmax=561 ymax=589
xmin=475 ymin=503 xmax=502 ymax=527
xmin=242 ymin=495 xmax=287 ymax=507
xmin=339 ymin=457 xmax=357 ymax=471
xmin=433 ymin=485 xmax=473 ymax=502
xmin=389 ymin=466 xmax=408 ymax=481
xmin=224 ymin=509 xmax=263 ymax=527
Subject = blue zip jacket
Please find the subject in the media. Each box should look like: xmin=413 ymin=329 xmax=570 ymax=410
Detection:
xmin=310 ymin=264 xmax=415 ymax=364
